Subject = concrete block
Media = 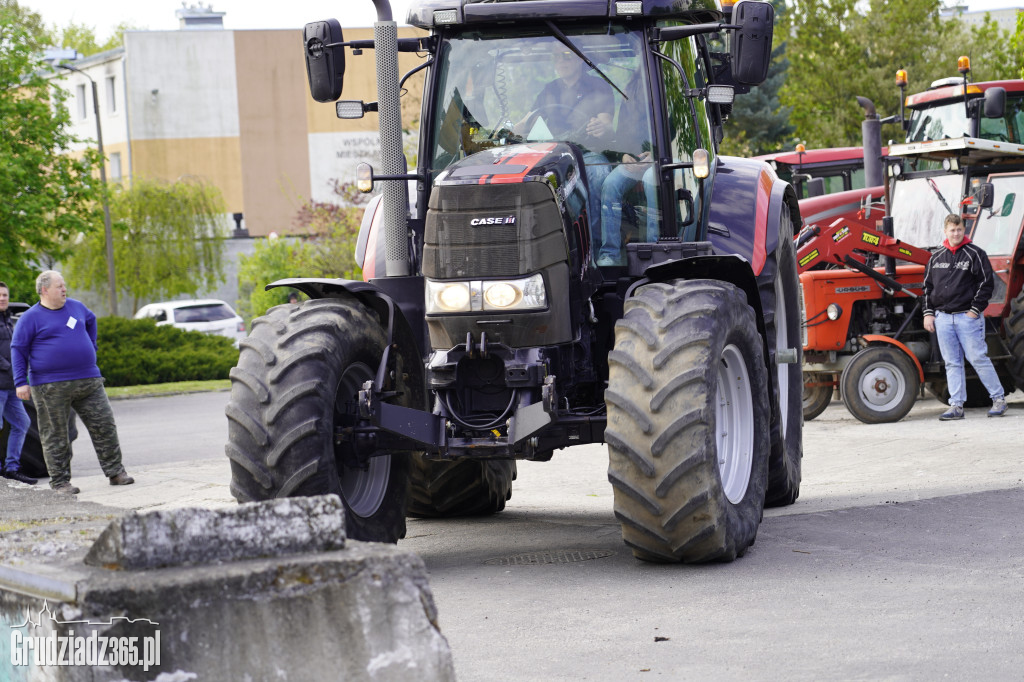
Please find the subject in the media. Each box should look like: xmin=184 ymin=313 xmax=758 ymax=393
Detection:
xmin=84 ymin=495 xmax=346 ymax=570
xmin=1 ymin=496 xmax=455 ymax=680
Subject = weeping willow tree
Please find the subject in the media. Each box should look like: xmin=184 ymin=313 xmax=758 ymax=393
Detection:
xmin=68 ymin=177 xmax=227 ymax=314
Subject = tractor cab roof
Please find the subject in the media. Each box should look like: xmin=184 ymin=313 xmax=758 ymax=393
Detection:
xmin=905 ymin=79 xmax=1024 ymax=110
xmin=406 ymin=0 xmax=723 ymax=29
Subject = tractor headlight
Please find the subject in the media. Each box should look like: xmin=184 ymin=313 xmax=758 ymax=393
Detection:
xmin=426 ymin=274 xmax=547 ymax=314
xmin=826 ymin=303 xmax=842 ymax=321
xmin=438 ymin=283 xmax=472 ymax=312
xmin=484 ymin=282 xmax=519 ymax=308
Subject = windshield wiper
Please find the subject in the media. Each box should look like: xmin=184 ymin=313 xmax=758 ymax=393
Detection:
xmin=927 ymin=178 xmax=957 ymax=215
xmin=543 ymin=20 xmax=627 ymax=100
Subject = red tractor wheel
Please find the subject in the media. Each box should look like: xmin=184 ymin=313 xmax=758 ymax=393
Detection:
xmin=840 ymin=346 xmax=920 ymax=424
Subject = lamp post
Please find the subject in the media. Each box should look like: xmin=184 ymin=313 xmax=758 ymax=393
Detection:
xmin=54 ymin=62 xmax=118 ymax=317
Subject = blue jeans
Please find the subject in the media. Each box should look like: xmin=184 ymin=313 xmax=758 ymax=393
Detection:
xmin=1 ymin=388 xmax=31 ymax=472
xmin=934 ymin=311 xmax=1005 ymax=406
xmin=598 ymin=164 xmax=658 ymax=264
xmin=582 ymin=152 xmax=610 ymax=260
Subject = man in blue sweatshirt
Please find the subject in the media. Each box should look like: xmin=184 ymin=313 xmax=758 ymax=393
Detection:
xmin=922 ymin=214 xmax=1008 ymax=421
xmin=12 ymin=271 xmax=134 ymax=494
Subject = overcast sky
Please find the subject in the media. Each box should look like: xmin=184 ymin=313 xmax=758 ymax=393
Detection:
xmin=21 ymin=0 xmax=1022 ymax=43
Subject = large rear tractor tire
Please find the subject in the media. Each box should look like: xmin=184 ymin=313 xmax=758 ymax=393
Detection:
xmin=926 ymin=373 xmax=1016 ymax=407
xmin=802 ymin=372 xmax=833 ymax=422
xmin=408 ymin=456 xmax=516 ymax=517
xmin=840 ymin=346 xmax=919 ymax=424
xmin=759 ymin=205 xmax=803 ymax=507
xmin=606 ymin=280 xmax=770 ymax=563
xmin=226 ymin=298 xmax=410 ymax=543
xmin=1003 ymin=289 xmax=1024 ymax=390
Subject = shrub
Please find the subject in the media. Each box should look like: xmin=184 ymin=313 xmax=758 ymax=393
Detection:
xmin=96 ymin=317 xmax=239 ymax=387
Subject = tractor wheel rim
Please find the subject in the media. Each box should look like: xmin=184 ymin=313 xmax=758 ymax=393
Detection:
xmin=716 ymin=343 xmax=754 ymax=504
xmin=858 ymin=362 xmax=905 ymax=409
xmin=336 ymin=362 xmax=390 ymax=517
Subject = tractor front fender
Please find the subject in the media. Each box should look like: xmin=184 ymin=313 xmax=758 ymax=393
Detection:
xmin=632 ymin=254 xmax=769 ymax=376
xmin=708 ymin=156 xmax=801 ymax=276
xmin=267 ymin=276 xmax=427 ymax=407
xmin=859 ymin=334 xmax=926 ymax=383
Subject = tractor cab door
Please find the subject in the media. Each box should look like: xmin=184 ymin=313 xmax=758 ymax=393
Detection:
xmin=968 ymin=171 xmax=1024 ymax=315
xmin=656 ymin=34 xmax=712 ymax=244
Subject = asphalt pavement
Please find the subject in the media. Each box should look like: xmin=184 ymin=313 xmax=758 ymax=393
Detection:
xmin=2 ymin=389 xmax=1023 ymax=680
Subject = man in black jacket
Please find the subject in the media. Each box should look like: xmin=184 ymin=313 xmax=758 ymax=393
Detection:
xmin=0 ymin=281 xmax=36 ymax=484
xmin=923 ymin=214 xmax=1008 ymax=420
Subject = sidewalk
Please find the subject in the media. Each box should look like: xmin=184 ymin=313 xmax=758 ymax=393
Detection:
xmin=0 ymin=459 xmax=234 ymax=567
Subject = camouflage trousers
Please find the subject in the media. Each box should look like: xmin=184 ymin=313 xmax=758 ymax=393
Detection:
xmin=31 ymin=377 xmax=125 ymax=487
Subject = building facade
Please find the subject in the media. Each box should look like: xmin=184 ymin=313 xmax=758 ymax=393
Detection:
xmin=54 ymin=16 xmax=426 ymax=239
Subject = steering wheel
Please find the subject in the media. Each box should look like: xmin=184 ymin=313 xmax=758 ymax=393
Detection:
xmin=529 ymin=103 xmax=578 ymax=138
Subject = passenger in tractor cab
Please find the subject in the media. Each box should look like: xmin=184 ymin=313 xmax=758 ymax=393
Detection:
xmin=596 ymin=69 xmax=658 ymax=266
xmin=516 ymin=48 xmax=614 ymax=248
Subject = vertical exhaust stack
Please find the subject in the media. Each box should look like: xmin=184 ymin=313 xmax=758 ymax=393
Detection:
xmin=372 ymin=0 xmax=411 ymax=276
xmin=856 ymin=96 xmax=884 ymax=190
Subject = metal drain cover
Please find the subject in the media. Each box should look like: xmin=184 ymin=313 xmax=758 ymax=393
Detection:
xmin=484 ymin=549 xmax=616 ymax=566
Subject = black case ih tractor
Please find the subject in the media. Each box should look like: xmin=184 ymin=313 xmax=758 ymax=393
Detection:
xmin=798 ymin=67 xmax=1024 ymax=423
xmin=226 ymin=0 xmax=804 ymax=563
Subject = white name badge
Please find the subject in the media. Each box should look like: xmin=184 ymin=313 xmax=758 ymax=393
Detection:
xmin=67 ymin=316 xmax=78 ymax=330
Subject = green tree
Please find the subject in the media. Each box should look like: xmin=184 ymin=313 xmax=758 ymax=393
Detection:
xmin=295 ymin=179 xmax=367 ymax=280
xmin=721 ymin=0 xmax=794 ymax=156
xmin=955 ymin=14 xmax=1017 ymax=82
xmin=55 ymin=21 xmax=141 ymax=56
xmin=0 ymin=0 xmax=53 ymax=51
xmin=778 ymin=0 xmax=1008 ymax=148
xmin=66 ymin=178 xmax=227 ymax=314
xmin=0 ymin=4 xmax=101 ymax=301
xmin=1007 ymin=11 xmax=1024 ymax=81
xmin=236 ymin=235 xmax=311 ymax=323
xmin=237 ymin=181 xmax=367 ymax=322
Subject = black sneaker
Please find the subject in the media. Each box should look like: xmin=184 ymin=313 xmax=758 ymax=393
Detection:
xmin=3 ymin=470 xmax=38 ymax=485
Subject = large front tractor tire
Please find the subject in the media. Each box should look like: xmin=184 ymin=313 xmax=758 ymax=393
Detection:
xmin=606 ymin=280 xmax=770 ymax=563
xmin=226 ymin=298 xmax=410 ymax=543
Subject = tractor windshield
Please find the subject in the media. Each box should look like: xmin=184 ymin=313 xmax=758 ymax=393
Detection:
xmin=428 ymin=23 xmax=658 ymax=186
xmin=906 ymin=91 xmax=1024 ymax=143
xmin=971 ymin=173 xmax=1024 ymax=257
xmin=890 ymin=174 xmax=963 ymax=248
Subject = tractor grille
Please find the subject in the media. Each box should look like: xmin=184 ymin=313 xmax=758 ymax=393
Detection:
xmin=423 ymin=181 xmax=566 ymax=280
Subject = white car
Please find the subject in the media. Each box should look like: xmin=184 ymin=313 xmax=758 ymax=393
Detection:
xmin=134 ymin=299 xmax=246 ymax=344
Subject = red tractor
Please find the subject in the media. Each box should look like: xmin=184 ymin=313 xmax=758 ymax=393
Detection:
xmin=799 ymin=64 xmax=1024 ymax=422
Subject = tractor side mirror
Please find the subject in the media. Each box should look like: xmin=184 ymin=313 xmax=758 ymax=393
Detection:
xmin=806 ymin=177 xmax=826 ymax=198
xmin=979 ymin=182 xmax=995 ymax=210
xmin=730 ymin=0 xmax=774 ymax=85
xmin=983 ymin=87 xmax=1006 ymax=119
xmin=304 ymin=19 xmax=345 ymax=103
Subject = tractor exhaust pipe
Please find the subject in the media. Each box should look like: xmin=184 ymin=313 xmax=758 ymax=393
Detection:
xmin=373 ymin=0 xmax=410 ymax=276
xmin=856 ymin=96 xmax=884 ymax=189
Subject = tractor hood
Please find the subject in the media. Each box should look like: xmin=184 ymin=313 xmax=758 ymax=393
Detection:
xmin=424 ymin=143 xmax=593 ymax=280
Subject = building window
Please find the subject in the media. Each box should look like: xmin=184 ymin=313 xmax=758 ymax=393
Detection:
xmin=105 ymin=75 xmax=116 ymax=114
xmin=76 ymin=83 xmax=87 ymax=120
xmin=109 ymin=152 xmax=122 ymax=180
